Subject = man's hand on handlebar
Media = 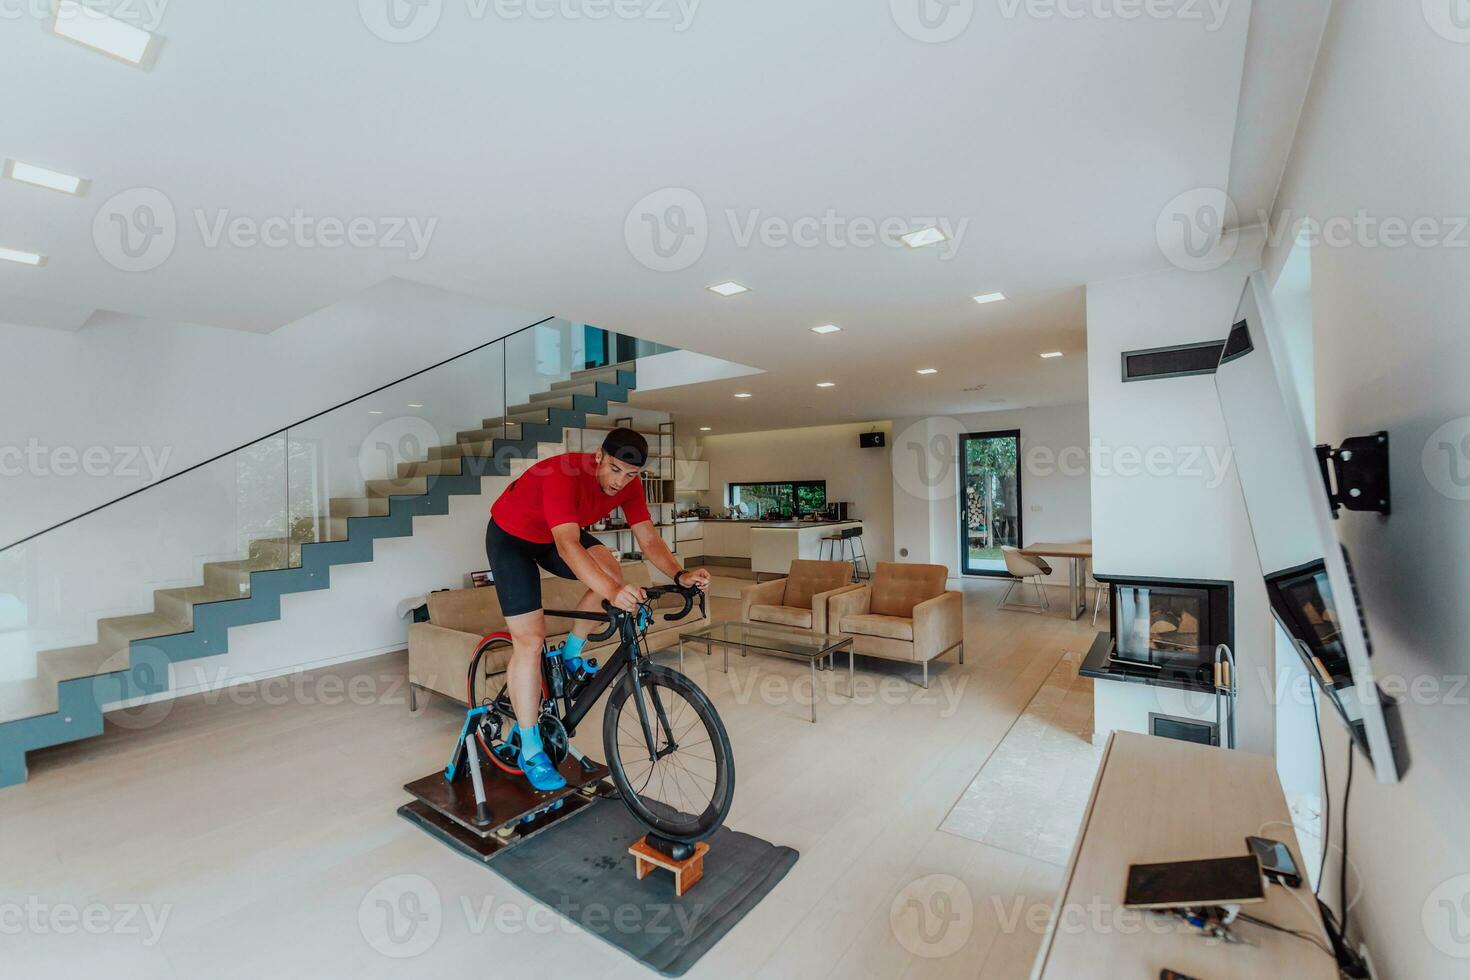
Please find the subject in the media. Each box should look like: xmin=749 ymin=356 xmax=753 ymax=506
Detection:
xmin=608 ymin=583 xmax=648 ymax=613
xmin=675 ymin=568 xmax=712 ymax=592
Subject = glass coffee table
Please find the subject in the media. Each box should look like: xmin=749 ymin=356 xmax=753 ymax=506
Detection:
xmin=676 ymin=621 xmax=854 ymax=723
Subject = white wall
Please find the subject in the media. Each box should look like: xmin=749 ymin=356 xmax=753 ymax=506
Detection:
xmin=694 ymin=421 xmax=895 ymax=563
xmin=889 ymin=404 xmax=1092 ymax=582
xmin=1085 ymin=228 xmax=1276 ymax=757
xmin=1258 ymin=3 xmax=1470 ymax=972
xmin=0 ymin=278 xmax=545 ymax=548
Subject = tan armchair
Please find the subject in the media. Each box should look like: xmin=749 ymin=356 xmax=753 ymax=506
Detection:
xmin=740 ymin=559 xmax=862 ymax=634
xmin=826 ymin=562 xmax=964 ymax=688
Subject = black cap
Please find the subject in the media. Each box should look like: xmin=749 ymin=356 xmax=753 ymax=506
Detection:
xmin=602 ymin=428 xmax=648 ymax=469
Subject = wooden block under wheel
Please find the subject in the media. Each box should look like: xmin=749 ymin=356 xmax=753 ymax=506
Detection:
xmin=628 ymin=836 xmax=710 ymax=898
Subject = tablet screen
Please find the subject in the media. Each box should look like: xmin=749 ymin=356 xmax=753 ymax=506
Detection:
xmin=1123 ymin=856 xmax=1266 ymax=909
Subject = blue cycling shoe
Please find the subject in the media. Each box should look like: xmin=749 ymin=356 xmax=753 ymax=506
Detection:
xmin=518 ymin=750 xmax=567 ymax=792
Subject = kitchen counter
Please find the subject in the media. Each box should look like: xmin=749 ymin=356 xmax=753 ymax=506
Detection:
xmin=679 ymin=518 xmax=855 ymax=527
xmin=751 ymin=520 xmax=863 ymax=575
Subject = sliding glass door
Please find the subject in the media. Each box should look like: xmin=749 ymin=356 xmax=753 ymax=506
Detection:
xmin=960 ymin=430 xmax=1022 ymax=576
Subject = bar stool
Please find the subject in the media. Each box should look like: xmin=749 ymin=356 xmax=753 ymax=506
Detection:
xmin=821 ymin=527 xmax=870 ymax=582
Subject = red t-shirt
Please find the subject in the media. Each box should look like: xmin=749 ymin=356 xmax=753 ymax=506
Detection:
xmin=491 ymin=452 xmax=651 ymax=544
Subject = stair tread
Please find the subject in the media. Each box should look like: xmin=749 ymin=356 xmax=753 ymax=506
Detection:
xmin=205 ymin=554 xmax=290 ymax=577
xmin=96 ymin=612 xmax=192 ymax=642
xmin=156 ymin=583 xmax=249 ymax=606
xmin=38 ymin=641 xmax=130 ymax=683
xmin=0 ymin=676 xmax=60 ymax=726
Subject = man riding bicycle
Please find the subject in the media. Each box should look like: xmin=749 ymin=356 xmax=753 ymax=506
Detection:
xmin=486 ymin=427 xmax=710 ymax=792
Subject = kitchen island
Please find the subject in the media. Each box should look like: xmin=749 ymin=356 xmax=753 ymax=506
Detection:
xmin=750 ymin=520 xmax=863 ymax=578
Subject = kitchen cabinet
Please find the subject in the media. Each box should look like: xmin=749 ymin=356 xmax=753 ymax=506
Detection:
xmin=702 ymin=521 xmax=751 ymax=559
xmin=703 ymin=522 xmax=727 ymax=558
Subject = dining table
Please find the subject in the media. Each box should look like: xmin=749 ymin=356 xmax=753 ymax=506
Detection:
xmin=1018 ymin=540 xmax=1093 ymax=620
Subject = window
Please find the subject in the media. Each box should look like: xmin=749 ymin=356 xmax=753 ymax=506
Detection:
xmin=728 ymin=481 xmax=826 ymax=519
xmin=959 ymin=430 xmax=1021 ymax=576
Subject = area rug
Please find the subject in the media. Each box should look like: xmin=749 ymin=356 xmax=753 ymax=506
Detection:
xmin=486 ymin=798 xmax=798 ymax=977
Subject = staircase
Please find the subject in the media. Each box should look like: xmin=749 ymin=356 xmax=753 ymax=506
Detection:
xmin=0 ymin=361 xmax=640 ymax=788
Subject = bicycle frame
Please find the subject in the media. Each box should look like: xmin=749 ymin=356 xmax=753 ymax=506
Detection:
xmin=463 ymin=587 xmax=701 ymax=766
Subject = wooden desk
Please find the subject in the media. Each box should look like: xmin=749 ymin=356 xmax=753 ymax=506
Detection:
xmin=1031 ymin=732 xmax=1335 ymax=979
xmin=1019 ymin=541 xmax=1093 ymax=619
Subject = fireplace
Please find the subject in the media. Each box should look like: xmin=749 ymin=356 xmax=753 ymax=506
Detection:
xmin=1096 ymin=574 xmax=1234 ymax=690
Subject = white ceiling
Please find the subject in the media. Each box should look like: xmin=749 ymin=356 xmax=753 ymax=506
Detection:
xmin=0 ymin=0 xmax=1325 ymax=432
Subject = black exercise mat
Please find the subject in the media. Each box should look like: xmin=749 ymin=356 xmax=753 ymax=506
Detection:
xmin=486 ymin=798 xmax=798 ymax=976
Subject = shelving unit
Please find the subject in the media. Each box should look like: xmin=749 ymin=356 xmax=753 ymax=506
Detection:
xmin=579 ymin=418 xmax=680 ymax=559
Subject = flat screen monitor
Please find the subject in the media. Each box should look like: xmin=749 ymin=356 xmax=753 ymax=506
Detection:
xmin=1214 ymin=271 xmax=1408 ymax=783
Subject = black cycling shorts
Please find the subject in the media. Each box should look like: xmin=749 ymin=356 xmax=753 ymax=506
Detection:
xmin=485 ymin=518 xmax=608 ymax=618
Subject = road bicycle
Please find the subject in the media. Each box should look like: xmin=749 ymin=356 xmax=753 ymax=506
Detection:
xmin=446 ymin=581 xmax=735 ymax=848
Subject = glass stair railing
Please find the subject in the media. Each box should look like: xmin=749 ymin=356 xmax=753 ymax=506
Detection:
xmin=0 ymin=317 xmax=669 ymax=788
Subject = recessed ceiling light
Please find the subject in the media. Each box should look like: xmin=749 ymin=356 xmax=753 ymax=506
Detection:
xmin=816 ymin=382 xmax=836 ymax=388
xmin=972 ymin=292 xmax=1007 ymax=305
xmin=3 ymin=160 xmax=87 ymax=195
xmin=368 ymin=410 xmax=383 ymax=415
xmin=707 ymin=281 xmax=749 ymax=297
xmin=699 ymin=426 xmax=712 ymax=432
xmin=0 ymin=247 xmax=46 ymax=267
xmin=916 ymin=368 xmax=938 ymax=375
xmin=900 ymin=226 xmax=947 ymax=249
xmin=733 ymin=392 xmax=753 ymax=398
xmin=51 ymin=1 xmax=163 ymax=67
xmin=810 ymin=324 xmax=841 ymax=335
xmin=407 ymin=403 xmax=424 ymax=408
xmin=1040 ymin=351 xmax=1064 ymax=359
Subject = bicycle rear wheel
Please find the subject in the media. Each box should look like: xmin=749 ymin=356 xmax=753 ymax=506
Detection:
xmin=602 ymin=665 xmax=735 ymax=843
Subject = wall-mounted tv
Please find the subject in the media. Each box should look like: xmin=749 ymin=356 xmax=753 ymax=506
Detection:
xmin=1214 ymin=271 xmax=1409 ymax=783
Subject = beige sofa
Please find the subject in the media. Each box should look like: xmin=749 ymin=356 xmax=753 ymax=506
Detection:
xmin=407 ymin=562 xmax=706 ymax=709
xmin=739 ymin=559 xmax=862 ymax=634
xmin=826 ymin=562 xmax=964 ymax=688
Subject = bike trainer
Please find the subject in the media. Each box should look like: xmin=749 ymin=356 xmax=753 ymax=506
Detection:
xmin=399 ymin=752 xmax=614 ymax=863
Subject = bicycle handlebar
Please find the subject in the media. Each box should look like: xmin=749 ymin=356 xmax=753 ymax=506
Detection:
xmin=588 ymin=582 xmax=706 ymax=642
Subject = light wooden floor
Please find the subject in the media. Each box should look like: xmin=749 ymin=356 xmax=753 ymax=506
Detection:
xmin=0 ymin=579 xmax=1101 ymax=979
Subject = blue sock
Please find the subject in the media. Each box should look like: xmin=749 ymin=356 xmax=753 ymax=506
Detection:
xmin=518 ymin=723 xmax=544 ymax=759
xmin=556 ymin=633 xmax=594 ymax=675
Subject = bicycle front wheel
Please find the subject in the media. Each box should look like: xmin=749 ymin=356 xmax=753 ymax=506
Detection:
xmin=602 ymin=665 xmax=735 ymax=843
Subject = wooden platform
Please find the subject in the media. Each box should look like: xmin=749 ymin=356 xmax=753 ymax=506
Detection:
xmin=401 ymin=751 xmax=613 ymax=860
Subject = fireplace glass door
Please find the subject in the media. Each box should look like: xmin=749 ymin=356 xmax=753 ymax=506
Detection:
xmin=1114 ymin=586 xmax=1207 ymax=666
